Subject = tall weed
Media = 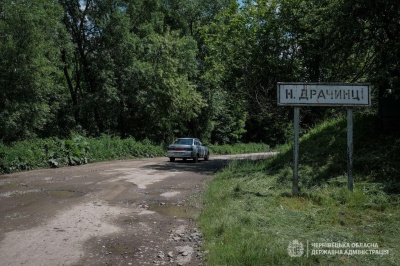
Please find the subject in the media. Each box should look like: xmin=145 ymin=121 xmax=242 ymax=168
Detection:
xmin=0 ymin=135 xmax=165 ymax=174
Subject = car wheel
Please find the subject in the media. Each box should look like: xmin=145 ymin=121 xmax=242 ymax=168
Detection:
xmin=193 ymin=154 xmax=199 ymax=163
xmin=204 ymin=153 xmax=209 ymax=161
xmin=169 ymin=157 xmax=175 ymax=162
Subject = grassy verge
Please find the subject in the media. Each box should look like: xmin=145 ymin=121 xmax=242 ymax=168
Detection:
xmin=0 ymin=135 xmax=271 ymax=174
xmin=0 ymin=135 xmax=165 ymax=174
xmin=209 ymin=143 xmax=271 ymax=155
xmin=199 ymin=113 xmax=400 ymax=265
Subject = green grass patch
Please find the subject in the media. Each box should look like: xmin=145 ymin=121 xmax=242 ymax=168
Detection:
xmin=199 ymin=113 xmax=400 ymax=265
xmin=209 ymin=142 xmax=271 ymax=155
xmin=0 ymin=135 xmax=165 ymax=174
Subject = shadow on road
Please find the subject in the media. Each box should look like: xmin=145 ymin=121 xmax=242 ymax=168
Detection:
xmin=142 ymin=153 xmax=278 ymax=175
xmin=142 ymin=158 xmax=230 ymax=174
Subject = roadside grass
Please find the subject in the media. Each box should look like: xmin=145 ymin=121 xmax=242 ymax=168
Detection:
xmin=0 ymin=135 xmax=270 ymax=174
xmin=0 ymin=135 xmax=165 ymax=174
xmin=209 ymin=143 xmax=271 ymax=155
xmin=199 ymin=113 xmax=400 ymax=265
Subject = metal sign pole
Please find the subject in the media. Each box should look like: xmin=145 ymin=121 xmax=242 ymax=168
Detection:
xmin=293 ymin=107 xmax=300 ymax=196
xmin=278 ymin=83 xmax=370 ymax=194
xmin=347 ymin=108 xmax=354 ymax=191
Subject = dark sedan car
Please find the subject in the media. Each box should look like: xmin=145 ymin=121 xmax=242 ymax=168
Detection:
xmin=167 ymin=138 xmax=209 ymax=162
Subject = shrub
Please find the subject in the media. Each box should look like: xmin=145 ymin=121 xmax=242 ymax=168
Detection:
xmin=0 ymin=135 xmax=165 ymax=174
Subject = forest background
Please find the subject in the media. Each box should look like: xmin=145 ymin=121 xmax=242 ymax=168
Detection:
xmin=1 ymin=0 xmax=399 ymax=146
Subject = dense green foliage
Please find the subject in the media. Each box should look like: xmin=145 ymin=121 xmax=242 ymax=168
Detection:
xmin=0 ymin=136 xmax=165 ymax=174
xmin=202 ymin=0 xmax=400 ymax=144
xmin=1 ymin=0 xmax=399 ymax=145
xmin=200 ymin=113 xmax=400 ymax=265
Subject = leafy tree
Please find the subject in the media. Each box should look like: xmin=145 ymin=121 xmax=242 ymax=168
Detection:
xmin=202 ymin=1 xmax=297 ymax=144
xmin=59 ymin=0 xmax=205 ymax=141
xmin=202 ymin=0 xmax=400 ymax=144
xmin=3 ymin=0 xmax=397 ymax=146
xmin=161 ymin=0 xmax=235 ymax=36
xmin=160 ymin=0 xmax=237 ymax=142
xmin=331 ymin=0 xmax=400 ymax=99
xmin=128 ymin=20 xmax=205 ymax=141
xmin=0 ymin=0 xmax=68 ymax=142
xmin=60 ymin=0 xmax=102 ymax=133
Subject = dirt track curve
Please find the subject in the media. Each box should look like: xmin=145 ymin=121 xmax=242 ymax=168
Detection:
xmin=0 ymin=153 xmax=277 ymax=266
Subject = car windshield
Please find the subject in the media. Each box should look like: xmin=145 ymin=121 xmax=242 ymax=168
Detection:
xmin=174 ymin=139 xmax=193 ymax=145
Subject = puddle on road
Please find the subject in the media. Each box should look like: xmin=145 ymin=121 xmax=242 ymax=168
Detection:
xmin=0 ymin=182 xmax=27 ymax=190
xmin=46 ymin=190 xmax=85 ymax=198
xmin=149 ymin=204 xmax=199 ymax=219
xmin=160 ymin=191 xmax=180 ymax=198
xmin=122 ymin=216 xmax=141 ymax=225
xmin=104 ymin=242 xmax=133 ymax=256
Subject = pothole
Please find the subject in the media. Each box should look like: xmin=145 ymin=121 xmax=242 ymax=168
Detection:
xmin=103 ymin=241 xmax=133 ymax=256
xmin=160 ymin=191 xmax=180 ymax=198
xmin=0 ymin=189 xmax=41 ymax=197
xmin=0 ymin=189 xmax=85 ymax=198
xmin=45 ymin=190 xmax=85 ymax=198
xmin=122 ymin=216 xmax=140 ymax=225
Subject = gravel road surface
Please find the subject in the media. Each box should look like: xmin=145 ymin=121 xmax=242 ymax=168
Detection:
xmin=0 ymin=153 xmax=277 ymax=266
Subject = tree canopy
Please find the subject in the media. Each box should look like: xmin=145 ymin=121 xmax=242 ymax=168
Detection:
xmin=0 ymin=0 xmax=399 ymax=144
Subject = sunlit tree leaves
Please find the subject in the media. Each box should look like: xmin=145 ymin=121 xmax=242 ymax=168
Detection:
xmin=0 ymin=0 xmax=68 ymax=142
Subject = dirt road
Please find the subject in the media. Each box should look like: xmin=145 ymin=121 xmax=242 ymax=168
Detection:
xmin=0 ymin=153 xmax=277 ymax=266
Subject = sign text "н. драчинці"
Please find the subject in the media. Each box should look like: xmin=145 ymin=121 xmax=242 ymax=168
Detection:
xmin=277 ymin=83 xmax=370 ymax=106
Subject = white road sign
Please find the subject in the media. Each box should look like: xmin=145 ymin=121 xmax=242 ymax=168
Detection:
xmin=277 ymin=83 xmax=371 ymax=106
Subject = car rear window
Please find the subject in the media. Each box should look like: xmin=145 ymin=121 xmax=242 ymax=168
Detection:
xmin=175 ymin=139 xmax=193 ymax=145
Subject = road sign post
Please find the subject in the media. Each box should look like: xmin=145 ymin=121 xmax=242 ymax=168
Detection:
xmin=347 ymin=108 xmax=354 ymax=191
xmin=293 ymin=107 xmax=300 ymax=196
xmin=277 ymin=83 xmax=370 ymax=196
